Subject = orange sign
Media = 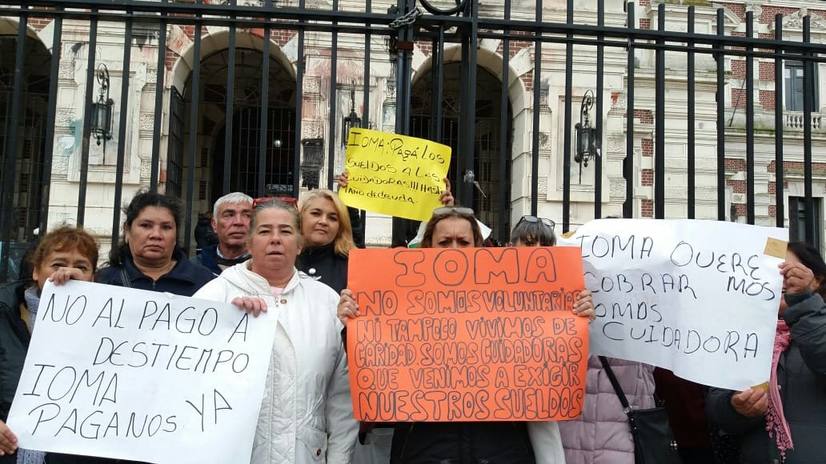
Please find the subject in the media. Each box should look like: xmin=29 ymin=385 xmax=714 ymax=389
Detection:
xmin=346 ymin=247 xmax=589 ymax=422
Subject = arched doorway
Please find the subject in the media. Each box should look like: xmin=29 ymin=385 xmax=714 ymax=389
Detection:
xmin=410 ymin=63 xmax=513 ymax=243
xmin=169 ymin=45 xmax=296 ymax=221
xmin=0 ymin=32 xmax=51 ymax=281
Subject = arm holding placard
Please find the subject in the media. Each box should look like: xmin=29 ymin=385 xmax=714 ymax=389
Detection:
xmin=324 ymin=331 xmax=358 ymax=462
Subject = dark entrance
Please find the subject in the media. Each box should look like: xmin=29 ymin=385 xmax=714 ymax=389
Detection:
xmin=410 ymin=63 xmax=513 ymax=244
xmin=0 ymin=34 xmax=51 ymax=281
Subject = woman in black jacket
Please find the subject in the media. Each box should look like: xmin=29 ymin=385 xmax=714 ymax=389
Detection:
xmin=94 ymin=191 xmax=213 ymax=296
xmin=706 ymin=241 xmax=826 ymax=464
xmin=0 ymin=226 xmax=99 ymax=464
xmin=296 ymin=189 xmax=355 ymax=294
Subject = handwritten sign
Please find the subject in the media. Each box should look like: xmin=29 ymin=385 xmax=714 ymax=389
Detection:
xmin=7 ymin=281 xmax=277 ymax=464
xmin=346 ymin=247 xmax=589 ymax=422
xmin=339 ymin=128 xmax=451 ymax=221
xmin=559 ymin=219 xmax=787 ymax=391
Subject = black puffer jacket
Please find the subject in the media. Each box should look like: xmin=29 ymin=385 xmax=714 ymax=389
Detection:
xmin=390 ymin=422 xmax=536 ymax=464
xmin=0 ymin=282 xmax=28 ymax=464
xmin=706 ymin=292 xmax=826 ymax=464
xmin=296 ymin=244 xmax=348 ymax=294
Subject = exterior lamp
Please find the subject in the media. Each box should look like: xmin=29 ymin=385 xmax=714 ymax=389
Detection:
xmin=341 ymin=82 xmax=361 ymax=147
xmin=91 ymin=63 xmax=114 ymax=147
xmin=574 ymin=89 xmax=598 ymax=182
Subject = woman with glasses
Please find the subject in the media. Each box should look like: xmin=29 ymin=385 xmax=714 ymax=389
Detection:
xmin=339 ymin=206 xmax=594 ymax=464
xmin=511 ymin=215 xmax=557 ymax=247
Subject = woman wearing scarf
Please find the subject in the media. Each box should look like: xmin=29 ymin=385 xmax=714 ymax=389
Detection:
xmin=0 ymin=226 xmax=99 ymax=464
xmin=706 ymin=241 xmax=826 ymax=464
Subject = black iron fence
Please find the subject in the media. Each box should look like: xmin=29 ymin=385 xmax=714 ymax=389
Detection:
xmin=1 ymin=0 xmax=825 ymax=283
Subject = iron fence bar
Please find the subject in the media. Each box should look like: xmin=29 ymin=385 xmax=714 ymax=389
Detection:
xmin=5 ymin=0 xmax=826 ymax=53
xmin=0 ymin=1 xmax=397 ymax=25
xmin=434 ymin=27 xmax=444 ymax=142
xmin=460 ymin=0 xmax=478 ymax=207
xmin=326 ymin=0 xmax=339 ymax=190
xmin=561 ymin=0 xmax=572 ymax=232
xmin=223 ymin=0 xmax=237 ymax=195
xmin=0 ymin=8 xmax=27 ymax=282
xmin=499 ymin=0 xmax=511 ymax=243
xmin=3 ymin=4 xmax=826 ymax=60
xmin=293 ymin=0 xmax=305 ymax=198
xmin=111 ymin=18 xmax=133 ymax=250
xmin=774 ymin=15 xmax=784 ymax=229
xmin=530 ymin=0 xmax=542 ymax=217
xmin=687 ymin=6 xmax=695 ymax=219
xmin=623 ymin=3 xmax=634 ymax=219
xmin=184 ymin=19 xmax=202 ymax=251
xmin=149 ymin=0 xmax=167 ymax=192
xmin=429 ymin=35 xmax=439 ymax=139
xmin=715 ymin=9 xmax=725 ymax=221
xmin=40 ymin=10 xmax=63 ymax=235
xmin=803 ymin=17 xmax=814 ymax=244
xmin=473 ymin=30 xmax=826 ymax=61
xmin=655 ymin=3 xmax=665 ymax=219
xmin=77 ymin=11 xmax=98 ymax=226
xmin=457 ymin=38 xmax=469 ymax=204
xmin=258 ymin=7 xmax=272 ymax=196
xmin=746 ymin=11 xmax=754 ymax=224
xmin=398 ymin=0 xmax=414 ymax=135
xmin=363 ymin=0 xmax=372 ymax=130
xmin=391 ymin=0 xmax=415 ymax=247
xmin=594 ymin=0 xmax=604 ymax=220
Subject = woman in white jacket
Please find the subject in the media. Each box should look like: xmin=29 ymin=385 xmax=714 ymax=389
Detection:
xmin=194 ymin=199 xmax=358 ymax=464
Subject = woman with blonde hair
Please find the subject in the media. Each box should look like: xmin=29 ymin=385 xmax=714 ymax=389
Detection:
xmin=297 ymin=189 xmax=355 ymax=293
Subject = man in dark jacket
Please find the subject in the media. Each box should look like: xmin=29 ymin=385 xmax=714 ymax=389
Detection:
xmin=190 ymin=192 xmax=253 ymax=276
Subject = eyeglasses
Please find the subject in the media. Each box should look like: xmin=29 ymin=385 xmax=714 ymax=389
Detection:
xmin=517 ymin=215 xmax=555 ymax=231
xmin=432 ymin=206 xmax=475 ymax=218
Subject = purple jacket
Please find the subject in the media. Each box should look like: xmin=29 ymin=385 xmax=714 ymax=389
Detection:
xmin=558 ymin=356 xmax=655 ymax=464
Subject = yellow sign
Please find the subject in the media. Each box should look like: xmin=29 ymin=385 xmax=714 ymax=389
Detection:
xmin=339 ymin=128 xmax=452 ymax=221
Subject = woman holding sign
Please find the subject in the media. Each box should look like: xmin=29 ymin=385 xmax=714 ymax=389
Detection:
xmin=0 ymin=226 xmax=99 ymax=464
xmin=338 ymin=206 xmax=595 ymax=464
xmin=193 ymin=199 xmax=358 ymax=464
xmin=706 ymin=241 xmax=826 ymax=464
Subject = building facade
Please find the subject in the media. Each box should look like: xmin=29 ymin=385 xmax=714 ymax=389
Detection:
xmin=0 ymin=0 xmax=824 ymax=276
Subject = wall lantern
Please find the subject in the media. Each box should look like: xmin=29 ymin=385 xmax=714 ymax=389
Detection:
xmin=341 ymin=82 xmax=361 ymax=147
xmin=91 ymin=63 xmax=114 ymax=147
xmin=574 ymin=89 xmax=598 ymax=182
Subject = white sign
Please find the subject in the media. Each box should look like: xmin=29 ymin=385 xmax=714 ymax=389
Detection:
xmin=7 ymin=280 xmax=277 ymax=464
xmin=560 ymin=219 xmax=787 ymax=391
